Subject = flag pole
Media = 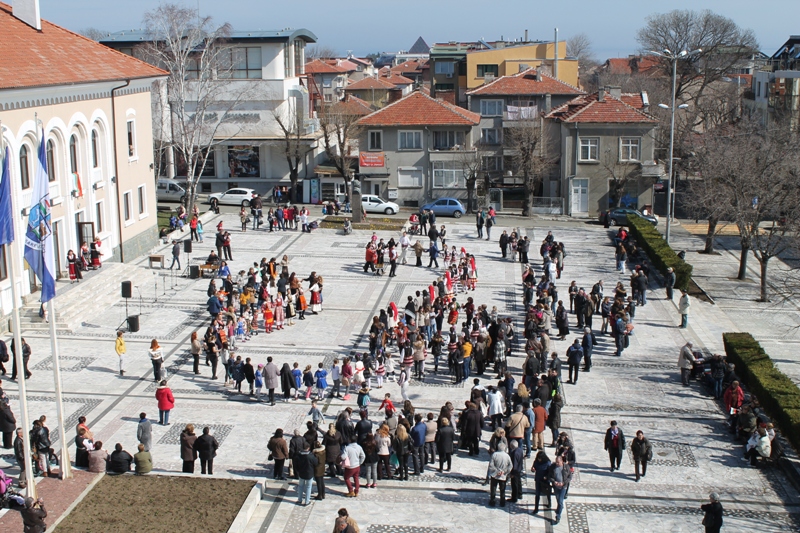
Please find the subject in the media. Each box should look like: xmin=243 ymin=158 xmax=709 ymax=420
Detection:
xmin=0 ymin=123 xmax=37 ymax=495
xmin=47 ymin=298 xmax=71 ymax=478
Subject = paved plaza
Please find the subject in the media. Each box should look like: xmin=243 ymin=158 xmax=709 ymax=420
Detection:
xmin=1 ymin=213 xmax=799 ymax=532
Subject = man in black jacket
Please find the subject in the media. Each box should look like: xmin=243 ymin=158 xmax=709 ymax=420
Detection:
xmin=665 ymin=267 xmax=676 ymax=301
xmin=10 ymin=337 xmax=32 ymax=381
xmin=193 ymin=427 xmax=219 ymax=475
xmin=108 ymin=443 xmax=134 ymax=473
xmin=14 ymin=428 xmax=27 ymax=488
xmin=294 ymin=441 xmax=318 ymax=506
xmin=604 ymin=420 xmax=625 ymax=472
xmin=0 ymin=339 xmax=7 ymax=376
xmin=700 ymin=492 xmax=724 ymax=533
xmin=21 ymin=497 xmax=47 ymax=533
xmin=288 ymin=429 xmax=306 ymax=478
xmin=507 ymin=440 xmax=525 ymax=503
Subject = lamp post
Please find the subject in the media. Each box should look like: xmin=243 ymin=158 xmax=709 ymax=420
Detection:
xmin=650 ymin=48 xmax=701 ymax=244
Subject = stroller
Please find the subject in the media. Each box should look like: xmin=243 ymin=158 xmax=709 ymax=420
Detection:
xmin=0 ymin=469 xmax=25 ymax=511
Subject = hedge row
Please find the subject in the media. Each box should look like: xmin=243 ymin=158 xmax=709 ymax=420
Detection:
xmin=723 ymin=332 xmax=800 ymax=453
xmin=626 ymin=214 xmax=693 ymax=291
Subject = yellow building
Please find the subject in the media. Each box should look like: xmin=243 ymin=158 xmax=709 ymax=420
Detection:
xmin=430 ymin=40 xmax=579 ymax=107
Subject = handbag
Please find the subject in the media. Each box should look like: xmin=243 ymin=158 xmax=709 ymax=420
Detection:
xmin=389 ymin=452 xmax=400 ymax=468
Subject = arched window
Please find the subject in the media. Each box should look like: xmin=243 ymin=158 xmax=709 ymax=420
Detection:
xmin=46 ymin=139 xmax=56 ymax=182
xmin=91 ymin=130 xmax=99 ymax=168
xmin=69 ymin=135 xmax=78 ymax=174
xmin=19 ymin=145 xmax=30 ymax=190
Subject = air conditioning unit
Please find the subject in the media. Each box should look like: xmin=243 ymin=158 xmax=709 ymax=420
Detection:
xmin=446 ymin=73 xmax=453 ymax=78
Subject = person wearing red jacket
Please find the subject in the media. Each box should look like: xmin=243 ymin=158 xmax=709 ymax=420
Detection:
xmin=155 ymin=381 xmax=175 ymax=426
xmin=723 ymin=380 xmax=745 ymax=434
xmin=363 ymin=245 xmax=377 ymax=273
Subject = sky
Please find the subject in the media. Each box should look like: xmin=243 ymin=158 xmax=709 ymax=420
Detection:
xmin=40 ymin=0 xmax=797 ymax=59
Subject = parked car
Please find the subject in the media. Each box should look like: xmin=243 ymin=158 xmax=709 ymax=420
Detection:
xmin=421 ymin=197 xmax=466 ymax=218
xmin=600 ymin=207 xmax=658 ymax=226
xmin=208 ymin=188 xmax=259 ymax=207
xmin=156 ymin=178 xmax=187 ymax=203
xmin=361 ymin=194 xmax=399 ymax=215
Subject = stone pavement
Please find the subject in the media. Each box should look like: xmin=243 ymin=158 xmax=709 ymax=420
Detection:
xmin=0 ymin=214 xmax=797 ymax=532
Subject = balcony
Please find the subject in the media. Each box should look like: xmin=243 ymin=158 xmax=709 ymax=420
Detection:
xmin=503 ymin=105 xmax=539 ymax=127
xmin=640 ymin=161 xmax=664 ymax=178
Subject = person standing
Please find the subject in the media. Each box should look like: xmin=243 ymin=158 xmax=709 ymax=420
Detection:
xmin=169 ymin=240 xmax=181 ymax=270
xmin=10 ymin=337 xmax=32 ymax=381
xmin=630 ymin=430 xmax=652 ymax=482
xmin=294 ymin=441 xmax=318 ymax=506
xmin=148 ymin=339 xmax=164 ymax=383
xmin=410 ymin=414 xmax=426 ymax=475
xmin=678 ymin=342 xmax=696 ymax=387
xmin=475 ymin=210 xmax=484 ymax=239
xmin=604 ymin=420 xmax=625 ymax=472
xmin=485 ymin=216 xmax=493 ymax=240
xmin=507 ymin=440 xmax=524 ymax=503
xmin=268 ymin=428 xmax=289 ymax=480
xmin=137 ymin=412 xmax=152 ymax=451
xmin=115 ymin=331 xmax=126 ymax=377
xmin=14 ymin=428 xmax=27 ymax=487
xmin=665 ymin=267 xmax=676 ymax=301
xmin=424 ymin=412 xmax=437 ymax=466
xmin=193 ymin=427 xmax=219 ymax=475
xmin=532 ymin=398 xmax=547 ymax=451
xmin=313 ymin=441 xmax=327 ymax=500
xmin=399 ymin=232 xmax=411 ymax=265
xmin=701 ymin=493 xmax=724 ymax=533
xmin=180 ymin=424 xmax=198 ymax=473
xmin=566 ymin=339 xmax=583 ymax=384
xmin=549 ymin=455 xmax=571 ymax=525
xmin=499 ymin=231 xmax=509 ymax=258
xmin=388 ymin=245 xmax=398 ymax=278
xmin=678 ymin=289 xmax=691 ymax=328
xmin=155 ymin=381 xmax=175 ymax=425
xmin=0 ymin=401 xmax=15 ymax=449
xmin=341 ymin=440 xmax=365 ymax=497
xmin=264 ymin=356 xmax=281 ymax=406
xmin=436 ymin=417 xmax=455 ymax=472
xmin=487 ymin=442 xmax=512 ymax=507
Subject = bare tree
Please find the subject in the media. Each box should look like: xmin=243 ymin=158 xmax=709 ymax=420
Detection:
xmin=457 ymin=143 xmax=487 ymax=214
xmin=319 ymin=101 xmax=364 ymax=221
xmin=307 ymin=45 xmax=338 ymax=60
xmin=80 ymin=27 xmax=107 ymax=41
xmin=566 ymin=33 xmax=597 ymax=71
xmin=636 ymin=10 xmax=759 ymax=103
xmin=273 ymin=102 xmax=308 ymax=204
xmin=505 ymin=117 xmax=553 ymax=217
xmin=599 ymin=148 xmax=642 ymax=209
xmin=139 ymin=3 xmax=257 ymax=216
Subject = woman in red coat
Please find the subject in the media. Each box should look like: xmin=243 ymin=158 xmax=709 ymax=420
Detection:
xmin=155 ymin=381 xmax=175 ymax=426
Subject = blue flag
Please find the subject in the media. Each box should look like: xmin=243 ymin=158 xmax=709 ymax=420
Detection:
xmin=23 ymin=130 xmax=56 ymax=302
xmin=0 ymin=146 xmax=13 ymax=245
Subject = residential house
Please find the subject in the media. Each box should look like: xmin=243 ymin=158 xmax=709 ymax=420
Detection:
xmin=0 ymin=0 xmax=166 ymax=315
xmin=466 ymin=68 xmax=584 ymax=187
xmin=345 ymin=71 xmax=414 ymax=109
xmin=391 ymin=58 xmax=430 ymax=87
xmin=304 ymin=58 xmax=349 ymax=107
xmin=430 ymin=39 xmax=579 ymax=107
xmin=356 ymin=91 xmax=480 ymax=205
xmin=748 ymin=36 xmax=800 ymax=128
xmin=545 ymin=87 xmax=661 ymax=217
xmin=324 ymin=55 xmax=376 ymax=82
xmin=102 ymin=27 xmax=325 ymax=196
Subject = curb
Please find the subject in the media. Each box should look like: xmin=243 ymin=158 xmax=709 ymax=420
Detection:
xmin=227 ymin=480 xmax=264 ymax=533
xmin=46 ymin=472 xmax=104 ymax=531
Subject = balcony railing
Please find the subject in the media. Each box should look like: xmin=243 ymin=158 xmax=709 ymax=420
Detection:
xmin=503 ymin=105 xmax=538 ymax=121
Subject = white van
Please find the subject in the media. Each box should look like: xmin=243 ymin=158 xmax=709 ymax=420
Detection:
xmin=156 ymin=178 xmax=187 ymax=203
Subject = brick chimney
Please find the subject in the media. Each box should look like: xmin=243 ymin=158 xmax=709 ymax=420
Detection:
xmin=388 ymin=88 xmax=403 ymax=104
xmin=545 ymin=93 xmax=552 ymax=113
xmin=598 ymin=87 xmax=605 ymax=102
xmin=13 ymin=0 xmax=41 ymax=30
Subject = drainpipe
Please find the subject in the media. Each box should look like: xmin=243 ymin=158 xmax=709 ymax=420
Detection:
xmin=424 ymin=126 xmax=431 ymax=203
xmin=572 ymin=123 xmax=579 ymax=216
xmin=111 ymin=80 xmax=131 ymax=263
xmin=554 ymin=28 xmax=559 ymax=80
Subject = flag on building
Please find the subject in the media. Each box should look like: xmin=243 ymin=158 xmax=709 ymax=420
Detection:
xmin=0 ymin=146 xmax=13 ymax=245
xmin=23 ymin=130 xmax=56 ymax=302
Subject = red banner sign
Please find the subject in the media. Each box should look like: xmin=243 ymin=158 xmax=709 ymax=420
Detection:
xmin=359 ymin=152 xmax=385 ymax=167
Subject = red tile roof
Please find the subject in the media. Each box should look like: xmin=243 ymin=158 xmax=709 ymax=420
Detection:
xmin=603 ymin=56 xmax=661 ymax=76
xmin=379 ymin=72 xmax=414 ymax=86
xmin=0 ymin=2 xmax=166 ymax=90
xmin=334 ymin=95 xmax=374 ymax=116
xmin=466 ymin=68 xmax=584 ymax=96
xmin=304 ymin=58 xmax=348 ymax=74
xmin=391 ymin=59 xmax=429 ymax=75
xmin=620 ymin=93 xmax=645 ymax=109
xmin=358 ymin=90 xmax=480 ymax=127
xmin=324 ymin=59 xmax=360 ymax=72
xmin=345 ymin=76 xmax=396 ymax=91
xmin=546 ymin=91 xmax=657 ymax=124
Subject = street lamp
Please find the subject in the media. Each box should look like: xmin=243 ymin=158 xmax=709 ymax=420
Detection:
xmin=649 ymin=48 xmax=701 ymax=244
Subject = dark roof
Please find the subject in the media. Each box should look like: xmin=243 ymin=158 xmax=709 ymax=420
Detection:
xmin=408 ymin=36 xmax=430 ymax=54
xmin=0 ymin=2 xmax=167 ymax=90
xmin=100 ymin=28 xmax=317 ymax=45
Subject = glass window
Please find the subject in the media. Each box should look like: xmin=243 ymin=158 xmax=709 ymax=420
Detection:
xmin=620 ymin=137 xmax=640 ymax=161
xmin=0 ymin=244 xmax=7 ymax=281
xmin=435 ymin=61 xmax=454 ymax=75
xmin=480 ymin=100 xmax=504 ymax=116
xmin=187 ymin=58 xmax=201 ymax=79
xmin=69 ymin=136 xmax=79 ymax=173
xmin=482 ymin=156 xmax=502 ymax=172
xmin=294 ymin=40 xmax=305 ymax=76
xmin=477 ymin=64 xmax=499 ymax=77
xmin=481 ymin=128 xmax=500 ymax=145
xmin=368 ymin=131 xmax=382 ymax=151
xmin=579 ymin=138 xmax=599 ymax=161
xmin=123 ymin=192 xmax=131 ymax=221
xmin=398 ymin=131 xmax=422 ymax=150
xmin=433 ymin=131 xmax=465 ymax=150
xmin=46 ymin=140 xmax=56 ymax=182
xmin=91 ymin=130 xmax=99 ymax=168
xmin=434 ymin=83 xmax=454 ymax=91
xmin=138 ymin=185 xmax=146 ymax=215
xmin=398 ymin=168 xmax=422 ymax=188
xmin=221 ymin=47 xmax=262 ymax=79
xmin=172 ymin=148 xmax=215 ymax=178
xmin=227 ymin=145 xmax=260 ymax=177
xmin=126 ymin=121 xmax=136 ymax=158
xmin=95 ymin=201 xmax=104 ymax=233
xmin=433 ymin=161 xmax=465 ymax=188
xmin=284 ymin=42 xmax=292 ymax=78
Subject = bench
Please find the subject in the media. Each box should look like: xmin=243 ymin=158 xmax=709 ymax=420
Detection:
xmin=198 ymin=264 xmax=219 ymax=278
xmin=148 ymin=255 xmax=165 ymax=269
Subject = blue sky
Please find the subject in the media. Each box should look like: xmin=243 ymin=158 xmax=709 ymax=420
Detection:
xmin=42 ymin=0 xmax=795 ymax=59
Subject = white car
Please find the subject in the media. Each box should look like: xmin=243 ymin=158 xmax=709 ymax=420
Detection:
xmin=361 ymin=194 xmax=399 ymax=215
xmin=208 ymin=188 xmax=259 ymax=207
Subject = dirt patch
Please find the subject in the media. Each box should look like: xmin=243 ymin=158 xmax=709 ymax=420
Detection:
xmin=53 ymin=475 xmax=255 ymax=533
xmin=320 ymin=215 xmax=405 ymax=232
